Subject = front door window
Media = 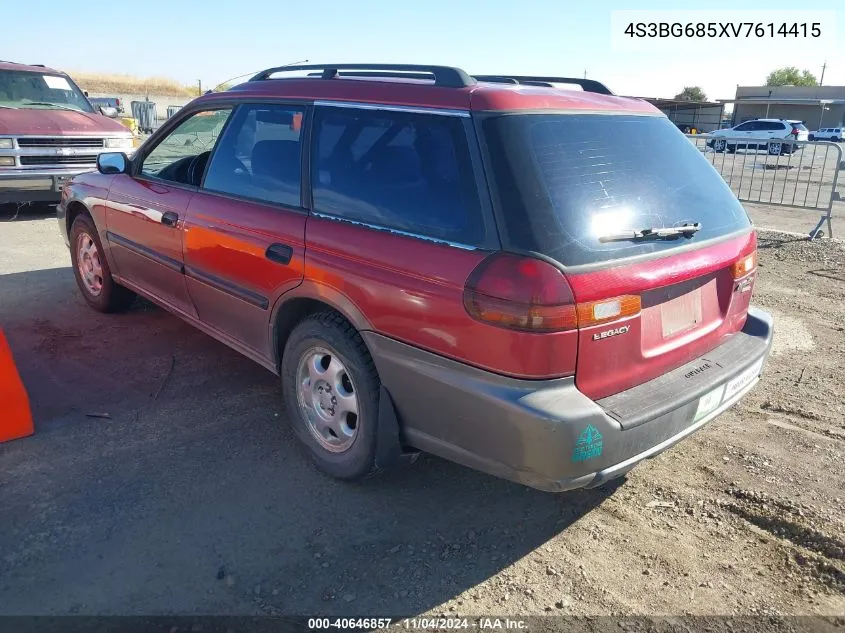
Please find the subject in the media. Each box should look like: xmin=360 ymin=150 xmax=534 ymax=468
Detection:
xmin=140 ymin=109 xmax=232 ymax=186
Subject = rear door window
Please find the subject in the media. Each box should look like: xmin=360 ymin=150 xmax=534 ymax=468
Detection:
xmin=202 ymin=103 xmax=304 ymax=207
xmin=481 ymin=114 xmax=751 ymax=268
xmin=762 ymin=121 xmax=786 ymax=131
xmin=311 ymin=107 xmax=485 ymax=245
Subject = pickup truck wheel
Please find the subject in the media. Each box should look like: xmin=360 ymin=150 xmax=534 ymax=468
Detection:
xmin=70 ymin=215 xmax=136 ymax=313
xmin=281 ymin=312 xmax=380 ymax=480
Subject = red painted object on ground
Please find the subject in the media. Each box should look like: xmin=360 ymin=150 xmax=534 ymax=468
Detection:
xmin=0 ymin=329 xmax=34 ymax=443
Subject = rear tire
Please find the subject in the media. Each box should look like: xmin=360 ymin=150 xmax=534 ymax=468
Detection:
xmin=69 ymin=214 xmax=136 ymax=313
xmin=281 ymin=312 xmax=381 ymax=481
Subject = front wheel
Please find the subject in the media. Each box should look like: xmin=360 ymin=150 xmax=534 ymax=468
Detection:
xmin=69 ymin=214 xmax=136 ymax=313
xmin=281 ymin=312 xmax=381 ymax=480
xmin=712 ymin=139 xmax=727 ymax=152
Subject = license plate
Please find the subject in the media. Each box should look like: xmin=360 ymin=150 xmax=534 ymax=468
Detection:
xmin=661 ymin=288 xmax=703 ymax=338
xmin=724 ymin=358 xmax=764 ymax=401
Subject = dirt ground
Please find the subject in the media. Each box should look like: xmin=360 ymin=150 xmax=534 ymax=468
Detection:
xmin=0 ymin=207 xmax=843 ymax=624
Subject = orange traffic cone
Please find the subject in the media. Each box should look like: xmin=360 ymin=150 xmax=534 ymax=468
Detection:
xmin=0 ymin=329 xmax=34 ymax=443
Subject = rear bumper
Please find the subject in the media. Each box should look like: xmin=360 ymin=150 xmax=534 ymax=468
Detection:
xmin=365 ymin=307 xmax=773 ymax=492
xmin=0 ymin=169 xmax=93 ymax=204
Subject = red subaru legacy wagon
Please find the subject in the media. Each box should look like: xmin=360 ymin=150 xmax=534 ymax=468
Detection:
xmin=58 ymin=64 xmax=773 ymax=491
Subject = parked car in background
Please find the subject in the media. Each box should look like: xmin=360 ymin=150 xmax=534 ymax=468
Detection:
xmin=707 ymin=119 xmax=809 ymax=155
xmin=89 ymin=97 xmax=125 ymax=117
xmin=57 ymin=63 xmax=772 ymax=492
xmin=0 ymin=61 xmax=135 ymax=204
xmin=809 ymin=127 xmax=843 ymax=142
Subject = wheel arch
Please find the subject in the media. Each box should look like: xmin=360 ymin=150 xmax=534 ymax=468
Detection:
xmin=65 ymin=199 xmax=91 ymax=238
xmin=269 ymin=282 xmax=374 ymax=373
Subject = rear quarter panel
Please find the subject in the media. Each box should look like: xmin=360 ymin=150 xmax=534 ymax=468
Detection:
xmin=303 ymin=216 xmax=579 ymax=378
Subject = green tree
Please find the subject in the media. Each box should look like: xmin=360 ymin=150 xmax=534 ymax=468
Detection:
xmin=765 ymin=67 xmax=818 ymax=87
xmin=674 ymin=86 xmax=707 ymax=102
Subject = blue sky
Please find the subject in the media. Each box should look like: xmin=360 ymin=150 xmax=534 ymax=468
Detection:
xmin=2 ymin=0 xmax=842 ymax=102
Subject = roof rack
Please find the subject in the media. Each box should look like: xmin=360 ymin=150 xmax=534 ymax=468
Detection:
xmin=305 ymin=70 xmax=439 ymax=81
xmin=473 ymin=75 xmax=613 ymax=95
xmin=250 ymin=63 xmax=475 ymax=88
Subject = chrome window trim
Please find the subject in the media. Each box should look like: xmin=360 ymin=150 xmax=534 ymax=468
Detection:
xmin=313 ymin=100 xmax=470 ymax=118
xmin=311 ymin=211 xmax=479 ymax=251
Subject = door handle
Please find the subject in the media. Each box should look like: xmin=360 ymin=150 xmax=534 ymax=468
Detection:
xmin=160 ymin=211 xmax=179 ymax=227
xmin=266 ymin=243 xmax=293 ymax=265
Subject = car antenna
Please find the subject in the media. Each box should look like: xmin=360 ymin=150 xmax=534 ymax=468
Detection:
xmin=212 ymin=59 xmax=309 ymax=92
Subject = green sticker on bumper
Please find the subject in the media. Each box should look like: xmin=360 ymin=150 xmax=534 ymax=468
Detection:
xmin=572 ymin=425 xmax=603 ymax=462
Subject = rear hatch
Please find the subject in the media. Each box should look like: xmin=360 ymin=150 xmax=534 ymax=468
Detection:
xmin=788 ymin=121 xmax=810 ymax=141
xmin=481 ymin=113 xmax=756 ymax=400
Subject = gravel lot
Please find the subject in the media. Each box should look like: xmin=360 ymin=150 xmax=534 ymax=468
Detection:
xmin=0 ymin=207 xmax=843 ymax=623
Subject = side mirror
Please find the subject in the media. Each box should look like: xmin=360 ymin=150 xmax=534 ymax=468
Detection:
xmin=97 ymin=152 xmax=129 ymax=175
xmin=99 ymin=106 xmax=118 ymax=118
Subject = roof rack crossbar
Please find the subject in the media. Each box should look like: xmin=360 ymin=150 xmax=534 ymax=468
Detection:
xmin=0 ymin=60 xmax=44 ymax=67
xmin=250 ymin=64 xmax=475 ymax=88
xmin=305 ymin=71 xmax=440 ymax=81
xmin=473 ymin=75 xmax=613 ymax=95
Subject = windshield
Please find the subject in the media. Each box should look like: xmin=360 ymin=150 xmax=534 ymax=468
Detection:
xmin=481 ymin=114 xmax=751 ymax=267
xmin=0 ymin=69 xmax=94 ymax=112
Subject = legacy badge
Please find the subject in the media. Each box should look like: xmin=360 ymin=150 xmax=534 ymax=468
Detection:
xmin=593 ymin=325 xmax=630 ymax=341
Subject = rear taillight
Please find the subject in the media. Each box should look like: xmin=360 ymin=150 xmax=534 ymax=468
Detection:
xmin=731 ymin=231 xmax=758 ymax=279
xmin=463 ymin=253 xmax=642 ymax=332
xmin=463 ymin=253 xmax=577 ymax=332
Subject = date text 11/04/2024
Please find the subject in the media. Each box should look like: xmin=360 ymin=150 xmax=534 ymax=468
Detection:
xmin=308 ymin=618 xmax=528 ymax=630
xmin=623 ymin=22 xmax=821 ymax=38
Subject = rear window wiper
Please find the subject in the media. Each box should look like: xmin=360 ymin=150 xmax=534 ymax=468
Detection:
xmin=598 ymin=222 xmax=701 ymax=243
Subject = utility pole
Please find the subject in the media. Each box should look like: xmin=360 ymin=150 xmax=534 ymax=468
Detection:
xmin=819 ymin=61 xmax=826 ymax=86
xmin=584 ymin=69 xmax=587 ymax=79
xmin=197 ymin=79 xmax=202 ymax=96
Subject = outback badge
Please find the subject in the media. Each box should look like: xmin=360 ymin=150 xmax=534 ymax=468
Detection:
xmin=593 ymin=325 xmax=630 ymax=341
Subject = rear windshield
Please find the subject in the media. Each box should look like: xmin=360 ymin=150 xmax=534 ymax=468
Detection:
xmin=790 ymin=122 xmax=808 ymax=131
xmin=482 ymin=114 xmax=750 ymax=267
